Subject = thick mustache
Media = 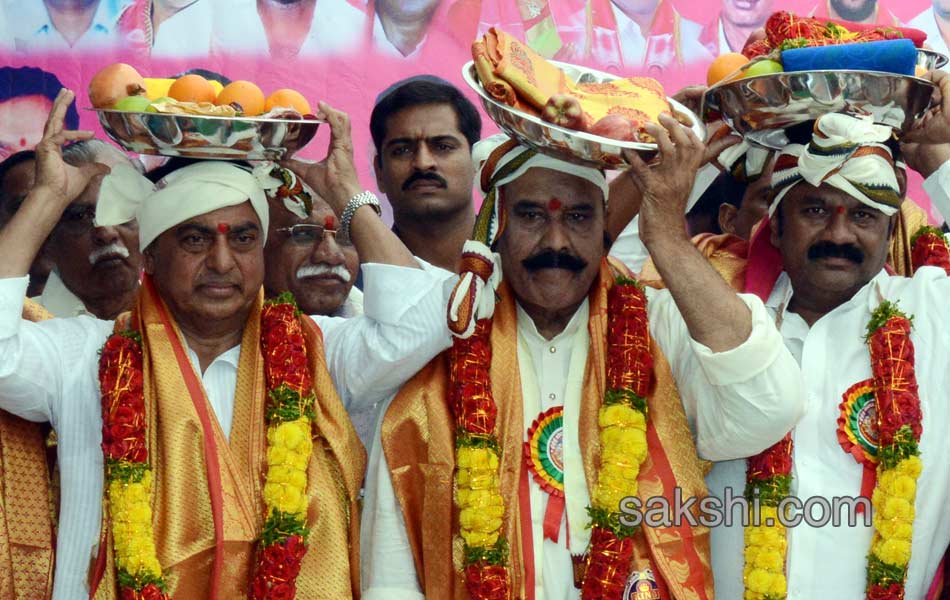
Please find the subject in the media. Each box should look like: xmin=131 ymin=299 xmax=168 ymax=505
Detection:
xmin=88 ymin=243 xmax=130 ymax=265
xmin=522 ymin=250 xmax=588 ymax=273
xmin=296 ymin=263 xmax=351 ymax=283
xmin=402 ymin=171 xmax=447 ymax=191
xmin=808 ymin=241 xmax=864 ymax=264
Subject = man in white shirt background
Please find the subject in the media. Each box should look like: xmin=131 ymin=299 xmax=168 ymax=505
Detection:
xmin=36 ymin=139 xmax=142 ymax=319
xmin=8 ymin=0 xmax=133 ymax=52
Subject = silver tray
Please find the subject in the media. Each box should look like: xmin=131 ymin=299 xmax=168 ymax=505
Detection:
xmin=702 ymin=70 xmax=935 ymax=149
xmin=94 ymin=109 xmax=322 ymax=160
xmin=462 ymin=60 xmax=704 ymax=169
xmin=918 ymin=48 xmax=948 ymax=71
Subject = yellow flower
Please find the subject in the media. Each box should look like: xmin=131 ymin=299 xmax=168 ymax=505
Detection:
xmin=599 ymin=404 xmax=647 ymax=429
xmin=890 ymin=475 xmax=917 ymax=501
xmin=873 ymin=537 xmax=912 ymax=567
xmin=881 ymin=496 xmax=914 ymax=521
xmin=287 ymin=449 xmax=310 ymax=471
xmin=769 ymin=572 xmax=787 ymax=596
xmin=460 ymin=507 xmax=502 ymax=534
xmin=273 ymin=419 xmax=310 ymax=451
xmin=461 ymin=529 xmax=498 ymax=548
xmin=753 ymin=549 xmax=784 ymax=571
xmin=745 ymin=568 xmax=772 ymax=593
xmin=267 ymin=445 xmax=288 ymax=466
xmin=896 ymin=456 xmax=923 ymax=478
xmin=267 ymin=465 xmax=294 ymax=485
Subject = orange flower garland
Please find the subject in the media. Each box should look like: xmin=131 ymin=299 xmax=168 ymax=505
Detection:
xmin=99 ymin=293 xmax=316 ymax=600
xmin=450 ymin=276 xmax=653 ymax=599
xmin=582 ymin=277 xmax=653 ymax=600
xmin=864 ymin=302 xmax=922 ymax=600
xmin=99 ymin=330 xmax=169 ymax=600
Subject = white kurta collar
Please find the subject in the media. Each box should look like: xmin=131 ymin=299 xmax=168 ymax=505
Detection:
xmin=37 ymin=270 xmax=90 ymax=318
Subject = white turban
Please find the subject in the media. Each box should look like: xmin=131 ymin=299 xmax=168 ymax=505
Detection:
xmin=470 ymin=134 xmax=610 ymax=247
xmin=447 ymin=136 xmax=608 ymax=339
xmin=769 ymin=113 xmax=903 ymax=217
xmin=97 ymin=161 xmax=273 ymax=251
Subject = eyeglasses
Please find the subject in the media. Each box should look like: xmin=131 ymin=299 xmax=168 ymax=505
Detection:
xmin=57 ymin=204 xmax=136 ymax=235
xmin=276 ymin=223 xmax=353 ymax=248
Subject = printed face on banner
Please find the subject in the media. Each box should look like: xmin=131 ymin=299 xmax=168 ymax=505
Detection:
xmin=723 ymin=0 xmax=776 ymax=26
xmin=0 ymin=95 xmax=50 ymax=161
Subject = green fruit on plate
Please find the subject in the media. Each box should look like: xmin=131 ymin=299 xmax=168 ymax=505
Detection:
xmin=113 ymin=94 xmax=152 ymax=112
xmin=146 ymin=97 xmax=175 ymax=112
xmin=743 ymin=59 xmax=784 ymax=78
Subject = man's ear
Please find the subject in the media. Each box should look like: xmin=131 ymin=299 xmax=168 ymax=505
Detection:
xmin=718 ymin=203 xmax=738 ymax=235
xmin=896 ymin=167 xmax=908 ymax=199
xmin=142 ymin=247 xmax=155 ymax=275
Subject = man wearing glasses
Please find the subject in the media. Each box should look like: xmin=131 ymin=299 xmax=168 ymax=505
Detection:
xmin=37 ymin=139 xmax=142 ymax=319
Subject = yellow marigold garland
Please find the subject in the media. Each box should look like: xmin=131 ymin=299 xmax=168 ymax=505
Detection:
xmin=99 ymin=292 xmax=317 ymax=600
xmin=864 ymin=302 xmax=922 ymax=600
xmin=581 ymin=277 xmax=653 ymax=600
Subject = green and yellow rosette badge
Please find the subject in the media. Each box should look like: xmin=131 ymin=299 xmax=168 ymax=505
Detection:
xmin=524 ymin=406 xmax=566 ymax=541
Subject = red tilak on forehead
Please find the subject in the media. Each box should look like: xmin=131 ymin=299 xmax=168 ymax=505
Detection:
xmin=217 ymin=223 xmax=230 ymax=234
xmin=836 ymin=206 xmax=846 ymax=215
xmin=324 ymin=214 xmax=336 ymax=230
xmin=548 ymin=198 xmax=562 ymax=211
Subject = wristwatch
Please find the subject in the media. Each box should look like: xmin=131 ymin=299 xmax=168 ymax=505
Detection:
xmin=340 ymin=191 xmax=381 ymax=241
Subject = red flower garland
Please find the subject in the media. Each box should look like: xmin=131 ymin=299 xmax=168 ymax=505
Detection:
xmin=910 ymin=225 xmax=950 ymax=275
xmin=582 ymin=279 xmax=653 ymax=600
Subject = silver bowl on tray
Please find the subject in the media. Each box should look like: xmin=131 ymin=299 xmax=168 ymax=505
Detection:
xmin=461 ymin=60 xmax=704 ymax=169
xmin=702 ymin=70 xmax=935 ymax=149
xmin=94 ymin=109 xmax=322 ymax=160
xmin=917 ymin=48 xmax=948 ymax=71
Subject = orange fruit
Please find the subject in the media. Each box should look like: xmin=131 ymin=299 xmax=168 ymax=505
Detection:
xmin=915 ymin=65 xmax=929 ymax=78
xmin=168 ymin=74 xmax=217 ymax=104
xmin=707 ymin=52 xmax=750 ymax=86
xmin=264 ymin=89 xmax=312 ymax=115
xmin=215 ymin=80 xmax=266 ymax=116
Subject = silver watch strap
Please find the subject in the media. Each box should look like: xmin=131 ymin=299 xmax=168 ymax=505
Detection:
xmin=340 ymin=191 xmax=381 ymax=241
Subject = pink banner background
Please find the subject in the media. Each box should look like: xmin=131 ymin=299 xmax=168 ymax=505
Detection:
xmin=0 ymin=0 xmax=943 ymax=222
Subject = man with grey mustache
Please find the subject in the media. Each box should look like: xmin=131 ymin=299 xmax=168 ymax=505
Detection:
xmin=37 ymin=140 xmax=142 ymax=319
xmin=263 ymin=178 xmax=372 ymax=441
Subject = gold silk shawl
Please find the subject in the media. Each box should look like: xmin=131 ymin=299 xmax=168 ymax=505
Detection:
xmin=0 ymin=299 xmax=56 ymax=599
xmin=639 ymin=232 xmax=749 ymax=291
xmin=382 ymin=259 xmax=714 ymax=599
xmin=889 ymin=198 xmax=931 ymax=277
xmin=92 ymin=278 xmax=365 ymax=599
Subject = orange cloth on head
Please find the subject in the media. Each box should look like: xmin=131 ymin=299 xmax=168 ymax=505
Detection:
xmin=474 ymin=27 xmax=576 ymax=113
xmin=0 ymin=299 xmax=56 ymax=600
xmin=91 ymin=279 xmax=365 ymax=599
xmin=382 ymin=259 xmax=714 ymax=599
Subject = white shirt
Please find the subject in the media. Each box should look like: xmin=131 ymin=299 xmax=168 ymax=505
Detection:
xmin=0 ymin=260 xmax=455 ymax=600
xmin=36 ymin=269 xmax=91 ymax=318
xmin=908 ymin=8 xmax=950 ymax=59
xmin=8 ymin=0 xmax=133 ymax=53
xmin=707 ymin=268 xmax=950 ymax=600
xmin=150 ymin=0 xmax=213 ymax=58
xmin=361 ymin=262 xmax=805 ymax=598
xmin=608 ymin=2 xmax=712 ymax=69
xmin=210 ymin=0 xmax=362 ymax=57
xmin=372 ymin=12 xmax=425 ymax=59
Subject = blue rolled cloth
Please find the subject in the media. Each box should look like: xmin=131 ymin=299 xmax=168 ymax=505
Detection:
xmin=780 ymin=39 xmax=917 ymax=75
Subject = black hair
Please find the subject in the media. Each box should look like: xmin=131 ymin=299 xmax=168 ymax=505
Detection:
xmin=171 ymin=68 xmax=232 ymax=87
xmin=685 ymin=170 xmax=748 ymax=236
xmin=370 ymin=77 xmax=481 ymax=158
xmin=0 ymin=150 xmax=37 ymax=215
xmin=146 ymin=157 xmax=253 ymax=183
xmin=0 ymin=66 xmax=79 ymax=130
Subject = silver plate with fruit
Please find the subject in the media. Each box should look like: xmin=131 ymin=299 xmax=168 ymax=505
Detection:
xmin=461 ymin=60 xmax=704 ymax=169
xmin=917 ymin=48 xmax=948 ymax=71
xmin=702 ymin=70 xmax=935 ymax=149
xmin=94 ymin=107 xmax=321 ymax=160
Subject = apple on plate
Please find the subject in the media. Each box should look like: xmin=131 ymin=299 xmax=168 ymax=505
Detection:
xmin=743 ymin=59 xmax=784 ymax=78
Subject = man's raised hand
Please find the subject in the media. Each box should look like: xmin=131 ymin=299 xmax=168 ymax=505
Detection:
xmin=33 ymin=89 xmax=109 ymax=205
